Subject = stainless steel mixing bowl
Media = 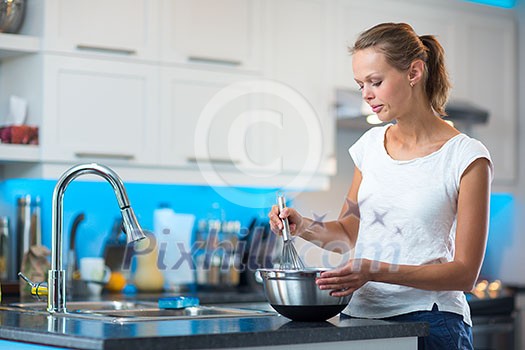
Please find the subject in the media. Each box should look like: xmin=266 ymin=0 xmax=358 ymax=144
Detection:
xmin=0 ymin=0 xmax=26 ymax=34
xmin=258 ymin=268 xmax=352 ymax=321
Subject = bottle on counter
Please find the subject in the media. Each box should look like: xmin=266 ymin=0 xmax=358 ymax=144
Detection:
xmin=133 ymin=233 xmax=164 ymax=293
xmin=15 ymin=195 xmax=42 ymax=278
xmin=0 ymin=217 xmax=10 ymax=281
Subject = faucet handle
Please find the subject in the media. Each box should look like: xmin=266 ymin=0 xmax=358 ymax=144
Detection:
xmin=18 ymin=272 xmax=48 ymax=299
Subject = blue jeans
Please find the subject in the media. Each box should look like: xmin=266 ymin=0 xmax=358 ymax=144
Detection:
xmin=382 ymin=304 xmax=473 ymax=350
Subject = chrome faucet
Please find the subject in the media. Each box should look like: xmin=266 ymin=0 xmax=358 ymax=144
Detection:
xmin=47 ymin=163 xmax=146 ymax=313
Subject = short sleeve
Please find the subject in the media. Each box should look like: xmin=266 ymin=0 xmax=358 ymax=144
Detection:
xmin=348 ymin=131 xmax=368 ymax=170
xmin=456 ymin=138 xmax=494 ymax=183
xmin=349 ymin=126 xmax=384 ymax=170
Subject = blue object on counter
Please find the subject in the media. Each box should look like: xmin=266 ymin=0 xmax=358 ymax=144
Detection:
xmin=122 ymin=284 xmax=137 ymax=295
xmin=158 ymin=296 xmax=200 ymax=309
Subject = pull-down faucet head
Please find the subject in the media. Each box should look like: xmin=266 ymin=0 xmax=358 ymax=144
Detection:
xmin=48 ymin=163 xmax=146 ymax=313
xmin=121 ymin=207 xmax=146 ymax=244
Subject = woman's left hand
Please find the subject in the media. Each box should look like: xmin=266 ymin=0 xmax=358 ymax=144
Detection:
xmin=316 ymin=259 xmax=373 ymax=297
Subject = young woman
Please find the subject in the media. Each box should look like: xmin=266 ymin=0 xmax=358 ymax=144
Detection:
xmin=268 ymin=22 xmax=492 ymax=350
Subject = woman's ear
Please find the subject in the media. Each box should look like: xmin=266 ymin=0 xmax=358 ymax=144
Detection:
xmin=408 ymin=59 xmax=425 ymax=86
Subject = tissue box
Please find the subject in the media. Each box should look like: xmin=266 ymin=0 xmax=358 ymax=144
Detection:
xmin=0 ymin=125 xmax=39 ymax=145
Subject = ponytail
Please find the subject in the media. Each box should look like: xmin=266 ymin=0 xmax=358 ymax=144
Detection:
xmin=419 ymin=35 xmax=451 ymax=116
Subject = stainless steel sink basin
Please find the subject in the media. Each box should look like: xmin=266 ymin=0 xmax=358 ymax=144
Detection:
xmin=6 ymin=300 xmax=276 ymax=323
xmin=12 ymin=300 xmax=157 ymax=312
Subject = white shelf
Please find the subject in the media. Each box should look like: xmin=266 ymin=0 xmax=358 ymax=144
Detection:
xmin=0 ymin=144 xmax=40 ymax=162
xmin=0 ymin=33 xmax=40 ymax=59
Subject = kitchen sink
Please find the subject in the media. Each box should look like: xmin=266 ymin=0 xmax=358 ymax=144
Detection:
xmin=11 ymin=300 xmax=156 ymax=312
xmin=5 ymin=300 xmax=276 ymax=323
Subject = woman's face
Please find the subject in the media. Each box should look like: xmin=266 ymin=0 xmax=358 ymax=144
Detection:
xmin=352 ymin=48 xmax=411 ymax=122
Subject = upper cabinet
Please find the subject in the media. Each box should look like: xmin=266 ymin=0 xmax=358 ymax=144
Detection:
xmin=41 ymin=0 xmax=159 ymax=60
xmin=457 ymin=15 xmax=517 ymax=185
xmin=159 ymin=67 xmax=256 ymax=168
xmin=256 ymin=0 xmax=336 ymax=176
xmin=40 ymin=55 xmax=160 ymax=165
xmin=159 ymin=0 xmax=263 ymax=71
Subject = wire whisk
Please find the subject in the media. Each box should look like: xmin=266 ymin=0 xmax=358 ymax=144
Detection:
xmin=277 ymin=194 xmax=305 ymax=270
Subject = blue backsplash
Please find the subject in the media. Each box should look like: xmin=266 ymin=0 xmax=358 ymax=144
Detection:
xmin=0 ymin=179 xmax=514 ymax=280
xmin=479 ymin=193 xmax=514 ymax=280
xmin=0 ymin=179 xmax=279 ymax=261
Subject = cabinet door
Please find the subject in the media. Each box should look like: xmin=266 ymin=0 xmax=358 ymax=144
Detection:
xmin=160 ymin=67 xmax=255 ymax=168
xmin=458 ymin=15 xmax=517 ymax=185
xmin=42 ymin=0 xmax=158 ymax=60
xmin=159 ymin=0 xmax=262 ymax=70
xmin=41 ymin=55 xmax=159 ymax=165
xmin=255 ymin=0 xmax=335 ymax=176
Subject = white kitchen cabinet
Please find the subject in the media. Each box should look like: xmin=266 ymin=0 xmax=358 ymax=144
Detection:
xmin=42 ymin=0 xmax=159 ymax=60
xmin=158 ymin=65 xmax=333 ymax=189
xmin=455 ymin=15 xmax=517 ymax=185
xmin=256 ymin=0 xmax=336 ymax=177
xmin=159 ymin=66 xmax=256 ymax=167
xmin=40 ymin=55 xmax=160 ymax=165
xmin=159 ymin=0 xmax=262 ymax=71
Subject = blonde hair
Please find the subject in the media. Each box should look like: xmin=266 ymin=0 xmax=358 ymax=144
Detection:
xmin=350 ymin=23 xmax=451 ymax=116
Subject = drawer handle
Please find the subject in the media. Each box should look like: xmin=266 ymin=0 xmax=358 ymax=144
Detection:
xmin=76 ymin=44 xmax=137 ymax=56
xmin=187 ymin=157 xmax=239 ymax=165
xmin=75 ymin=152 xmax=135 ymax=160
xmin=188 ymin=56 xmax=241 ymax=66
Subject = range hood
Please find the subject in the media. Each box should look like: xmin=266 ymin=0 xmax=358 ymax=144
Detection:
xmin=335 ymin=89 xmax=489 ymax=131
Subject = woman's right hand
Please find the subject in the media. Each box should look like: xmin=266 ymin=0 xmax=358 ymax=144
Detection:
xmin=268 ymin=205 xmax=304 ymax=236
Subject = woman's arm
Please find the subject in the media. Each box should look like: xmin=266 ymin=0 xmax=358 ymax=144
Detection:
xmin=317 ymin=158 xmax=491 ymax=295
xmin=268 ymin=167 xmax=363 ymax=253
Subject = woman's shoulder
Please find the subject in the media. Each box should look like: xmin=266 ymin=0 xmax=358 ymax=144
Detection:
xmin=348 ymin=125 xmax=390 ymax=167
xmin=360 ymin=124 xmax=391 ymax=141
xmin=450 ymin=133 xmax=491 ymax=158
xmin=449 ymin=133 xmax=494 ymax=179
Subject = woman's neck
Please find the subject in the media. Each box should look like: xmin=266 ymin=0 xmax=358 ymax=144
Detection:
xmin=392 ymin=106 xmax=441 ymax=145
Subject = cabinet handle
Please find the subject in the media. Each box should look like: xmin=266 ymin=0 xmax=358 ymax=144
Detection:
xmin=186 ymin=157 xmax=239 ymax=166
xmin=188 ymin=56 xmax=241 ymax=67
xmin=76 ymin=44 xmax=136 ymax=56
xmin=74 ymin=152 xmax=135 ymax=160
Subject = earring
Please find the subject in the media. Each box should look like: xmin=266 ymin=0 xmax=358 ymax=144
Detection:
xmin=410 ymin=82 xmax=414 ymax=87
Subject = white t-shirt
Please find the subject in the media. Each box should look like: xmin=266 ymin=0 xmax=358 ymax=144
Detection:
xmin=344 ymin=124 xmax=493 ymax=326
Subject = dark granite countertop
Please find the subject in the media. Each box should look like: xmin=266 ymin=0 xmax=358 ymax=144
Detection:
xmin=0 ymin=301 xmax=428 ymax=350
